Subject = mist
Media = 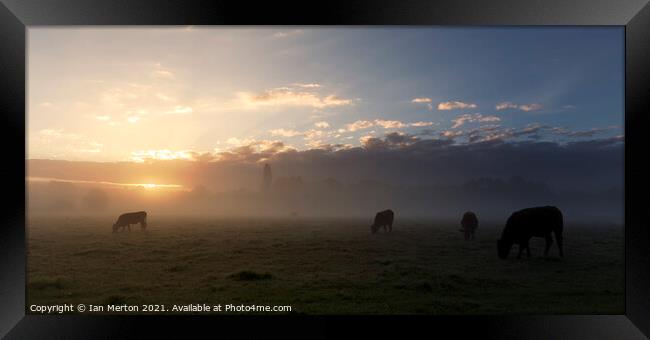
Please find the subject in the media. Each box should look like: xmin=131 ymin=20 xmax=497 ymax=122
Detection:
xmin=27 ymin=135 xmax=624 ymax=224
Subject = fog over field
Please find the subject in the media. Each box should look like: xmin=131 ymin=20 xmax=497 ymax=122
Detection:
xmin=27 ymin=141 xmax=623 ymax=223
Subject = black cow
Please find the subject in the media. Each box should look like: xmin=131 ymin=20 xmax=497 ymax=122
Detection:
xmin=113 ymin=211 xmax=147 ymax=232
xmin=460 ymin=211 xmax=479 ymax=240
xmin=497 ymin=206 xmax=564 ymax=259
xmin=371 ymin=209 xmax=394 ymax=234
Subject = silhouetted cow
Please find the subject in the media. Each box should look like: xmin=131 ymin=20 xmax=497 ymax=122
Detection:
xmin=371 ymin=209 xmax=394 ymax=234
xmin=460 ymin=211 xmax=479 ymax=240
xmin=113 ymin=211 xmax=147 ymax=232
xmin=497 ymin=206 xmax=564 ymax=259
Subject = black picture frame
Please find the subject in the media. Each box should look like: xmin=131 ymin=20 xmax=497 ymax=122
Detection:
xmin=1 ymin=1 xmax=649 ymax=338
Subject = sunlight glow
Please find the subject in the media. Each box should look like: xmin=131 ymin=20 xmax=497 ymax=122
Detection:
xmin=27 ymin=177 xmax=185 ymax=191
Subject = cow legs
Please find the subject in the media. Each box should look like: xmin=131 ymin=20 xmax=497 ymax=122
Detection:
xmin=517 ymin=243 xmax=531 ymax=259
xmin=544 ymin=235 xmax=553 ymax=257
xmin=556 ymin=235 xmax=564 ymax=258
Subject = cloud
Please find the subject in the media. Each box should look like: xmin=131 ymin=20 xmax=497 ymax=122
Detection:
xmin=550 ymin=126 xmax=617 ymax=138
xmin=495 ymin=102 xmax=518 ymax=110
xmin=438 ymin=101 xmax=478 ymax=110
xmin=455 ymin=123 xmax=619 ymax=144
xmin=410 ymin=121 xmax=435 ymax=127
xmin=360 ymin=132 xmax=422 ymax=150
xmin=411 ymin=97 xmax=432 ymax=104
xmin=384 ymin=132 xmax=419 ymax=145
xmin=152 ymin=70 xmax=174 ymax=79
xmin=236 ymin=88 xmax=354 ymax=109
xmin=130 ymin=149 xmax=195 ymax=162
xmin=345 ymin=120 xmax=375 ymax=132
xmin=519 ymin=103 xmax=543 ymax=112
xmin=374 ymin=119 xmax=406 ymax=129
xmin=269 ymin=128 xmax=303 ymax=137
xmin=496 ymin=102 xmax=543 ymax=111
xmin=303 ymin=129 xmax=324 ymax=140
xmin=411 ymin=97 xmax=433 ymax=110
xmin=90 ymin=76 xmax=196 ymax=127
xmin=314 ymin=121 xmax=330 ymax=129
xmin=293 ymin=83 xmax=321 ymax=88
xmin=30 ymin=129 xmax=103 ymax=158
xmin=451 ymin=113 xmax=500 ymax=128
xmin=216 ymin=139 xmax=297 ymax=163
xmin=150 ymin=63 xmax=175 ymax=79
xmin=39 ymin=129 xmax=77 ymax=139
xmin=305 ymin=139 xmax=328 ymax=149
xmin=101 ymin=87 xmax=139 ymax=105
xmin=441 ymin=130 xmax=464 ymax=139
xmin=226 ymin=137 xmax=257 ymax=146
xmin=267 ymin=126 xmax=333 ymax=142
xmin=458 ymin=123 xmax=547 ymax=143
xmin=166 ymin=106 xmax=194 ymax=115
xmin=515 ymin=123 xmax=546 ymax=136
xmin=156 ymin=93 xmax=175 ymax=102
xmin=342 ymin=119 xmax=434 ymax=132
xmin=273 ymin=29 xmax=304 ymax=38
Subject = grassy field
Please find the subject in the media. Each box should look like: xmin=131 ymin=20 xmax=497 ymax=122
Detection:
xmin=26 ymin=215 xmax=624 ymax=315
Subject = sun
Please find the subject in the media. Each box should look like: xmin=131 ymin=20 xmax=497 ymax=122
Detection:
xmin=142 ymin=183 xmax=159 ymax=189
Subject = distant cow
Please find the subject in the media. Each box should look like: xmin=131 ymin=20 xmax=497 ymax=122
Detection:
xmin=497 ymin=206 xmax=564 ymax=259
xmin=371 ymin=209 xmax=394 ymax=234
xmin=113 ymin=211 xmax=147 ymax=232
xmin=460 ymin=211 xmax=479 ymax=240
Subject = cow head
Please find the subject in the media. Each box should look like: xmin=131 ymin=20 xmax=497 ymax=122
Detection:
xmin=370 ymin=224 xmax=379 ymax=234
xmin=112 ymin=223 xmax=118 ymax=233
xmin=497 ymin=239 xmax=511 ymax=259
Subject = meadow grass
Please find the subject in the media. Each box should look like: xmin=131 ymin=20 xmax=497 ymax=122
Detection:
xmin=26 ymin=216 xmax=624 ymax=315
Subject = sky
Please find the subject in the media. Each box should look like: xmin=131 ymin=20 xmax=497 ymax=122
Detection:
xmin=28 ymin=27 xmax=624 ymax=164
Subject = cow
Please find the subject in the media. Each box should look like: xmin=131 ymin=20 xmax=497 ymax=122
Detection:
xmin=460 ymin=211 xmax=479 ymax=240
xmin=112 ymin=211 xmax=147 ymax=232
xmin=371 ymin=209 xmax=394 ymax=234
xmin=497 ymin=206 xmax=564 ymax=259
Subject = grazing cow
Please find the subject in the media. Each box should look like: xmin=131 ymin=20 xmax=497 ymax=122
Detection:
xmin=371 ymin=209 xmax=394 ymax=234
xmin=113 ymin=211 xmax=147 ymax=232
xmin=497 ymin=206 xmax=564 ymax=259
xmin=460 ymin=211 xmax=479 ymax=240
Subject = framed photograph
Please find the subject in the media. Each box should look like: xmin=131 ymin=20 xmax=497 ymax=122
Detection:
xmin=1 ymin=0 xmax=649 ymax=338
